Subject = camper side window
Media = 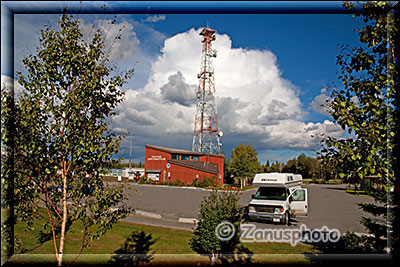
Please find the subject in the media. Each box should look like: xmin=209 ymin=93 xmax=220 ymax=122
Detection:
xmin=291 ymin=190 xmax=305 ymax=201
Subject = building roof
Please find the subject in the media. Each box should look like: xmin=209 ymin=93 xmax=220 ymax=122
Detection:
xmin=168 ymin=160 xmax=219 ymax=175
xmin=145 ymin=144 xmax=224 ymax=158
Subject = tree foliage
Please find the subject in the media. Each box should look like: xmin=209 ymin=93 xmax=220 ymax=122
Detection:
xmin=281 ymin=153 xmax=321 ymax=179
xmin=266 ymin=160 xmax=284 ymax=173
xmin=225 ymin=144 xmax=330 ymax=186
xmin=318 ymin=1 xmax=398 ymax=255
xmin=1 ymin=87 xmax=16 ymax=262
xmin=320 ymin=1 xmax=396 ymax=186
xmin=7 ymin=13 xmax=134 ymax=265
xmin=229 ymin=144 xmax=259 ymax=188
xmin=190 ymin=190 xmax=243 ymax=265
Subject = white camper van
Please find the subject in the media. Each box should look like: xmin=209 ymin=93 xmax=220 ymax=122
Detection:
xmin=247 ymin=173 xmax=308 ymax=225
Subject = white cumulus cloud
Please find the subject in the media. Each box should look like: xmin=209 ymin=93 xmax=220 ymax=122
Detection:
xmin=143 ymin=14 xmax=166 ymax=23
xmin=311 ymin=88 xmax=332 ymax=116
xmin=1 ymin=75 xmax=25 ymax=98
xmin=111 ymin=28 xmax=344 ymax=153
xmin=160 ymin=71 xmax=196 ymax=106
xmin=79 ymin=18 xmax=140 ymax=62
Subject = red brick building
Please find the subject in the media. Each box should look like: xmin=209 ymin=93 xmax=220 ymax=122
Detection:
xmin=144 ymin=144 xmax=224 ymax=184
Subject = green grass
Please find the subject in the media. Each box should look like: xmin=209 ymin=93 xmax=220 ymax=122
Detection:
xmin=344 ymin=189 xmax=373 ymax=198
xmin=303 ymin=179 xmax=343 ymax=185
xmin=5 ymin=208 xmax=319 ymax=265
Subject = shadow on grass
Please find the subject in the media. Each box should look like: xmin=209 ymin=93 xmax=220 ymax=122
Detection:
xmin=110 ymin=230 xmax=157 ymax=266
xmin=215 ymin=244 xmax=254 ymax=266
xmin=303 ymin=234 xmax=390 ymax=265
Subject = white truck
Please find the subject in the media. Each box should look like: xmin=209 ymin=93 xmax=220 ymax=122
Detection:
xmin=247 ymin=173 xmax=308 ymax=225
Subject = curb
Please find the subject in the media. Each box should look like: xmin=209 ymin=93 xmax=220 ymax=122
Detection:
xmin=133 ymin=210 xmax=198 ymax=225
xmin=135 ymin=210 xmax=162 ymax=219
xmin=178 ymin=218 xmax=198 ymax=224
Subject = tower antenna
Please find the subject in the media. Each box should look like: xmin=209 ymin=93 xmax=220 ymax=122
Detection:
xmin=192 ymin=27 xmax=223 ymax=154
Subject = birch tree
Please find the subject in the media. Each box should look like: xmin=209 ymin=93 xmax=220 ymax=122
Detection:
xmin=13 ymin=13 xmax=133 ymax=265
xmin=318 ymin=1 xmax=398 ymax=255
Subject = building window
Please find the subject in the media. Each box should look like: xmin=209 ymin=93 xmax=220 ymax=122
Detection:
xmin=148 ymin=173 xmax=159 ymax=181
xmin=172 ymin=154 xmax=199 ymax=161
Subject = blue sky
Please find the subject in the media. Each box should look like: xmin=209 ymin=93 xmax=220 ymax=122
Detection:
xmin=1 ymin=1 xmax=364 ymax=164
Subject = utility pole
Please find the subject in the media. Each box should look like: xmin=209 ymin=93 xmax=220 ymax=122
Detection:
xmin=129 ymin=134 xmax=132 ymax=171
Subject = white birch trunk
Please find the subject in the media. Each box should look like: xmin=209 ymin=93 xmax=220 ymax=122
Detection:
xmin=57 ymin=167 xmax=68 ymax=266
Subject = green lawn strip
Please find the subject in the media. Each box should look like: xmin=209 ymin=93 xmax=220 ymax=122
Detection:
xmin=85 ymin=222 xmax=197 ymax=255
xmin=244 ymin=242 xmax=319 ymax=264
xmin=344 ymin=189 xmax=373 ymax=198
xmin=245 ymin=241 xmax=318 ymax=254
xmin=10 ymin=208 xmax=318 ymax=265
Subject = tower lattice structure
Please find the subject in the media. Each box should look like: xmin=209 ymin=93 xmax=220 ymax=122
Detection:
xmin=192 ymin=28 xmax=222 ymax=154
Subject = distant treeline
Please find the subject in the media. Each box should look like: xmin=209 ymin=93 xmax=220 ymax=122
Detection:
xmin=274 ymin=153 xmax=336 ymax=180
xmin=225 ymin=151 xmax=337 ymax=184
xmin=110 ymin=159 xmax=144 ymax=169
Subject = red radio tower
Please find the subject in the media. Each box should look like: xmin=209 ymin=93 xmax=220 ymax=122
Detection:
xmin=192 ymin=28 xmax=223 ymax=154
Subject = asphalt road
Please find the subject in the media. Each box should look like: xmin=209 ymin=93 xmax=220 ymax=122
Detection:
xmin=113 ymin=182 xmax=379 ymax=235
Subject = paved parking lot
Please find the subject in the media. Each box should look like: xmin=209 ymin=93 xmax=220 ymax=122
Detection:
xmin=116 ymin=182 xmax=379 ymax=235
xmin=241 ymin=184 xmax=380 ymax=235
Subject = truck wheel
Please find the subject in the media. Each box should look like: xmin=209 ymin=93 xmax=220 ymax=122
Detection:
xmin=284 ymin=212 xmax=290 ymax=226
